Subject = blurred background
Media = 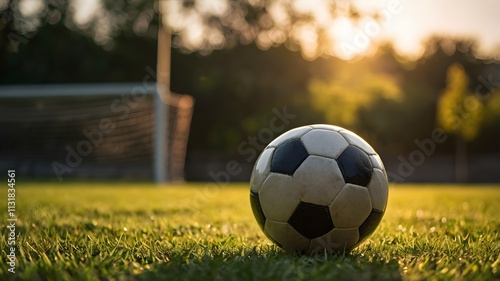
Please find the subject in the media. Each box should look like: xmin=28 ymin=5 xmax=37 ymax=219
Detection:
xmin=1 ymin=0 xmax=499 ymax=183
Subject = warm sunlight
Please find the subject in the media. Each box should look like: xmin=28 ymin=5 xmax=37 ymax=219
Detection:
xmin=18 ymin=0 xmax=43 ymax=17
xmin=328 ymin=17 xmax=361 ymax=60
xmin=353 ymin=0 xmax=500 ymax=59
xmin=72 ymin=0 xmax=99 ymax=26
xmin=289 ymin=0 xmax=500 ymax=59
xmin=2 ymin=0 xmax=500 ymax=279
xmin=16 ymin=0 xmax=500 ymax=60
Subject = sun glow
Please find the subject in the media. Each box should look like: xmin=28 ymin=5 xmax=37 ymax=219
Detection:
xmin=14 ymin=0 xmax=500 ymax=60
xmin=328 ymin=17 xmax=365 ymax=60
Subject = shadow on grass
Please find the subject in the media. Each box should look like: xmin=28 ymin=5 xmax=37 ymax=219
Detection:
xmin=134 ymin=246 xmax=402 ymax=281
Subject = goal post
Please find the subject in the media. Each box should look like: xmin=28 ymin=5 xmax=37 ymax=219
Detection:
xmin=0 ymin=83 xmax=194 ymax=182
xmin=0 ymin=1 xmax=190 ymax=183
xmin=155 ymin=2 xmax=172 ymax=183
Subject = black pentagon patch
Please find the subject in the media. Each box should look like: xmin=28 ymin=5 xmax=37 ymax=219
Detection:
xmin=358 ymin=209 xmax=384 ymax=243
xmin=337 ymin=145 xmax=373 ymax=187
xmin=270 ymin=139 xmax=309 ymax=175
xmin=288 ymin=202 xmax=334 ymax=239
xmin=250 ymin=191 xmax=266 ymax=231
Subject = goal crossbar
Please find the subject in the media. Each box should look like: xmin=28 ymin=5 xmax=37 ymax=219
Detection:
xmin=1 ymin=83 xmax=158 ymax=98
xmin=0 ymin=83 xmax=194 ymax=183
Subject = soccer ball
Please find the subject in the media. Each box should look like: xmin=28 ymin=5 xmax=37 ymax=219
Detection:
xmin=249 ymin=124 xmax=388 ymax=254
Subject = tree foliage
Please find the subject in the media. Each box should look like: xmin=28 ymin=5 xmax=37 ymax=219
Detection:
xmin=1 ymin=0 xmax=371 ymax=59
xmin=308 ymin=64 xmax=401 ymax=129
xmin=159 ymin=0 xmax=367 ymax=59
xmin=1 ymin=0 xmax=499 ymax=158
xmin=437 ymin=64 xmax=483 ymax=141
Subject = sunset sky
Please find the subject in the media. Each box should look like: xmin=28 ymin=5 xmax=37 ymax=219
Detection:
xmin=13 ymin=0 xmax=500 ymax=60
xmin=351 ymin=0 xmax=500 ymax=59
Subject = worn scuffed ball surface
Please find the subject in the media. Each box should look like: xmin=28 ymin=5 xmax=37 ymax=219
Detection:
xmin=249 ymin=124 xmax=389 ymax=254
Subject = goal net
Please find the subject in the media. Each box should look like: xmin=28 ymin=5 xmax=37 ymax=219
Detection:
xmin=0 ymin=83 xmax=194 ymax=182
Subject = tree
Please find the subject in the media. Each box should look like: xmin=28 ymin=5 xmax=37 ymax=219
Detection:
xmin=437 ymin=64 xmax=483 ymax=182
xmin=1 ymin=0 xmax=371 ymax=60
xmin=307 ymin=63 xmax=401 ymax=133
xmin=159 ymin=0 xmax=365 ymax=59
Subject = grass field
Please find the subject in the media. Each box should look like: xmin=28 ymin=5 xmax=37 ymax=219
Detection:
xmin=0 ymin=183 xmax=499 ymax=280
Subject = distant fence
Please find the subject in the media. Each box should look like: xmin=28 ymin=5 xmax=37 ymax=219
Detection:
xmin=184 ymin=152 xmax=500 ymax=183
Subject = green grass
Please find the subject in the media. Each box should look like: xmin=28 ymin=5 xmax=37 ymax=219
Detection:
xmin=0 ymin=183 xmax=499 ymax=281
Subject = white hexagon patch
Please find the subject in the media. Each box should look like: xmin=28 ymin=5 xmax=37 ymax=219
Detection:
xmin=367 ymin=168 xmax=389 ymax=212
xmin=265 ymin=219 xmax=310 ymax=252
xmin=329 ymin=184 xmax=372 ymax=228
xmin=339 ymin=130 xmax=376 ymax=155
xmin=250 ymin=147 xmax=275 ymax=193
xmin=294 ymin=156 xmax=345 ymax=206
xmin=259 ymin=173 xmax=302 ymax=222
xmin=267 ymin=126 xmax=312 ymax=148
xmin=309 ymin=124 xmax=345 ymax=132
xmin=309 ymin=228 xmax=359 ymax=254
xmin=301 ymin=129 xmax=349 ymax=159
